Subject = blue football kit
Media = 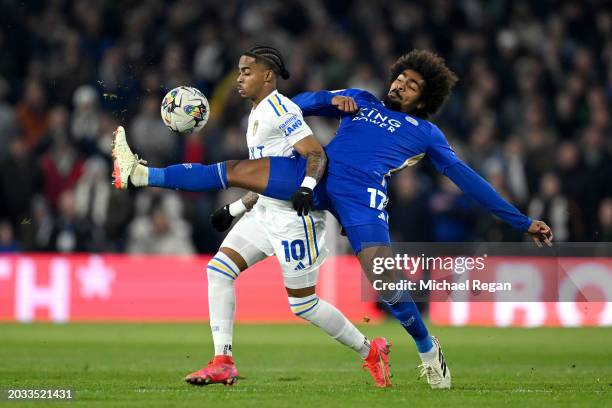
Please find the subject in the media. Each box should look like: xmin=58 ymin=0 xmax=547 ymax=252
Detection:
xmin=262 ymin=88 xmax=532 ymax=252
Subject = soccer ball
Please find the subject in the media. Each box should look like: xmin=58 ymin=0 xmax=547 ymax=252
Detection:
xmin=161 ymin=86 xmax=210 ymax=133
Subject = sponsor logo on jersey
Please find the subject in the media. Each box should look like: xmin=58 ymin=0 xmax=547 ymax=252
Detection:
xmin=405 ymin=115 xmax=419 ymax=126
xmin=279 ymin=114 xmax=303 ymax=137
xmin=249 ymin=145 xmax=265 ymax=159
xmin=352 ymin=107 xmax=402 ymax=133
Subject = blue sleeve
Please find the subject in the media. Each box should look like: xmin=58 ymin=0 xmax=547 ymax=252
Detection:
xmin=292 ymin=89 xmax=362 ymax=118
xmin=426 ymin=124 xmax=460 ymax=173
xmin=443 ymin=161 xmax=532 ymax=231
xmin=427 ymin=124 xmax=531 ymax=231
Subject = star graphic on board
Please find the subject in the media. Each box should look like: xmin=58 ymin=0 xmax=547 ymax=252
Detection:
xmin=77 ymin=256 xmax=116 ymax=299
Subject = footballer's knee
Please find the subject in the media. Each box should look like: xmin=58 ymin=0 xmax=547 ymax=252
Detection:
xmin=287 ymin=286 xmax=318 ymax=319
xmin=288 ymin=295 xmax=320 ymax=319
xmin=207 ymin=251 xmax=243 ymax=282
xmin=218 ymin=247 xmax=248 ymax=271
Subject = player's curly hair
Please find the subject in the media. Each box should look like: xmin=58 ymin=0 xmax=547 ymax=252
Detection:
xmin=389 ymin=50 xmax=458 ymax=119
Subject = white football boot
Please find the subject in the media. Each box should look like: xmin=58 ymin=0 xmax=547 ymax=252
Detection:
xmin=111 ymin=126 xmax=147 ymax=189
xmin=418 ymin=336 xmax=451 ymax=389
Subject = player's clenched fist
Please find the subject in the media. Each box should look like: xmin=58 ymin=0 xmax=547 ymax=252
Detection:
xmin=331 ymin=96 xmax=359 ymax=113
xmin=527 ymin=219 xmax=554 ymax=247
xmin=292 ymin=187 xmax=313 ymax=216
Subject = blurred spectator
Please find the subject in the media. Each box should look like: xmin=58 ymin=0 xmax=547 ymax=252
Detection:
xmin=388 ymin=170 xmax=433 ymax=242
xmin=129 ymin=95 xmax=178 ymax=167
xmin=0 ymin=78 xmax=17 ymax=158
xmin=19 ymin=195 xmax=54 ymax=252
xmin=429 ymin=175 xmax=477 ymax=242
xmin=74 ymin=157 xmax=113 ymax=251
xmin=49 ymin=189 xmax=91 ymax=253
xmin=598 ymin=198 xmax=612 ymax=242
xmin=193 ymin=27 xmax=226 ymax=92
xmin=182 ymin=131 xmax=207 ymax=164
xmin=39 ymin=133 xmax=85 ymax=209
xmin=15 ymin=79 xmax=48 ymax=150
xmin=580 ymin=126 xmax=612 ymax=236
xmin=502 ymin=136 xmax=529 ymax=206
xmin=556 ymin=141 xmax=584 ymax=202
xmin=0 ymin=138 xmax=42 ymax=230
xmin=38 ymin=105 xmax=71 ymax=155
xmin=348 ymin=64 xmax=385 ymax=97
xmin=127 ymin=191 xmax=195 ymax=255
xmin=0 ymin=220 xmax=19 ymax=253
xmin=467 ymin=116 xmax=503 ymax=178
xmin=528 ymin=172 xmax=577 ymax=242
xmin=71 ymin=85 xmax=101 ymax=156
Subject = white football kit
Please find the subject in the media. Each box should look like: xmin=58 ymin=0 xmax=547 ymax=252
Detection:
xmin=221 ymin=90 xmax=328 ymax=289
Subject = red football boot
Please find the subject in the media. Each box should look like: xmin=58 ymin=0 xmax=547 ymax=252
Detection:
xmin=185 ymin=356 xmax=239 ymax=386
xmin=362 ymin=337 xmax=392 ymax=387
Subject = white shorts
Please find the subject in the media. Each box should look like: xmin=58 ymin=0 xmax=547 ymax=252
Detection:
xmin=220 ymin=197 xmax=328 ymax=289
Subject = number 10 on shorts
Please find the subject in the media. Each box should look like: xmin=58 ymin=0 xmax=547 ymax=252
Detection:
xmin=281 ymin=240 xmax=306 ymax=262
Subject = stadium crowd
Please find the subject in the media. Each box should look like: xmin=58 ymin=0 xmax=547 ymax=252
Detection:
xmin=0 ymin=0 xmax=610 ymax=254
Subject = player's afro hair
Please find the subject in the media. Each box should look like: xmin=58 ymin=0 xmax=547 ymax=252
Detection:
xmin=243 ymin=45 xmax=290 ymax=80
xmin=389 ymin=50 xmax=458 ymax=119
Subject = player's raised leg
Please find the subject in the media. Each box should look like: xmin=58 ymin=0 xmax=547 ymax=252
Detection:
xmin=347 ymin=226 xmax=451 ymax=389
xmin=112 ymin=125 xmax=272 ymax=193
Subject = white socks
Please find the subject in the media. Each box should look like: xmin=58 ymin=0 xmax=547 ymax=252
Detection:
xmin=207 ymin=252 xmax=241 ymax=356
xmin=289 ymin=294 xmax=371 ymax=358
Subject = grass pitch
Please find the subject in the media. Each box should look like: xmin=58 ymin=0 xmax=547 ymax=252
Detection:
xmin=0 ymin=322 xmax=610 ymax=407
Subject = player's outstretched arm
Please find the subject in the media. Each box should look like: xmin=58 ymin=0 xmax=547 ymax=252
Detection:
xmin=291 ymin=135 xmax=327 ymax=216
xmin=292 ymin=90 xmax=359 ymax=117
xmin=426 ymin=124 xmax=553 ymax=247
xmin=443 ymin=160 xmax=553 ymax=246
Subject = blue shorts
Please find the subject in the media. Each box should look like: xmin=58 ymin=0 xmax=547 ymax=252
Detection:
xmin=265 ymin=156 xmax=390 ymax=253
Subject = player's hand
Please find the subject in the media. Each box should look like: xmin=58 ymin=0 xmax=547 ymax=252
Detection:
xmin=331 ymin=96 xmax=358 ymax=113
xmin=527 ymin=220 xmax=553 ymax=247
xmin=210 ymin=205 xmax=235 ymax=232
xmin=292 ymin=187 xmax=313 ymax=216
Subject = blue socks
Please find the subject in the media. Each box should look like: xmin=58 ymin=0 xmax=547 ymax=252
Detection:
xmin=382 ymin=290 xmax=433 ymax=353
xmin=148 ymin=162 xmax=228 ymax=191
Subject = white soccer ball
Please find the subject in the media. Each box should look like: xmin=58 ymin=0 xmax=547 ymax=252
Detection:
xmin=161 ymin=86 xmax=210 ymax=133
